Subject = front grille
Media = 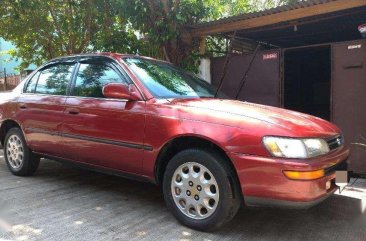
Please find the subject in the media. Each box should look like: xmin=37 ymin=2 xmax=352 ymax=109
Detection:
xmin=326 ymin=135 xmax=344 ymax=151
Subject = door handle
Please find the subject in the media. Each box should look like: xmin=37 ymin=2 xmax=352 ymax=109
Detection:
xmin=67 ymin=108 xmax=80 ymax=115
xmin=19 ymin=104 xmax=27 ymax=109
xmin=343 ymin=62 xmax=363 ymax=69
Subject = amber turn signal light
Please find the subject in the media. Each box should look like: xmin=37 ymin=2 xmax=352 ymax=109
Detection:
xmin=283 ymin=169 xmax=325 ymax=180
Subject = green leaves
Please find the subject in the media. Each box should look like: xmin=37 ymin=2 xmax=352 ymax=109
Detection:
xmin=0 ymin=0 xmax=141 ymax=70
xmin=0 ymin=0 xmax=298 ymax=71
xmin=115 ymin=0 xmax=296 ymax=70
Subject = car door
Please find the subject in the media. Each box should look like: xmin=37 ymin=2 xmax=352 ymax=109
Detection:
xmin=16 ymin=61 xmax=76 ymax=157
xmin=62 ymin=56 xmax=146 ymax=174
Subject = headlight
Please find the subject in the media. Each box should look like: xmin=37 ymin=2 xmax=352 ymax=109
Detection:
xmin=263 ymin=136 xmax=330 ymax=158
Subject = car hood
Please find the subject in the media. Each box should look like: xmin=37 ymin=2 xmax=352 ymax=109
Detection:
xmin=166 ymin=98 xmax=340 ymax=138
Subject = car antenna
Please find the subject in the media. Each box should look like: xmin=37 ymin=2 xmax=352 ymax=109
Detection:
xmin=234 ymin=43 xmax=261 ymax=100
xmin=214 ymin=31 xmax=237 ymax=98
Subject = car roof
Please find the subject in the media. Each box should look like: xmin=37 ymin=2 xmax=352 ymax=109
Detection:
xmin=47 ymin=52 xmax=170 ymax=64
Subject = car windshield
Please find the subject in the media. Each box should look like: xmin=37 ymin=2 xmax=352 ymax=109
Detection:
xmin=123 ymin=57 xmax=218 ymax=99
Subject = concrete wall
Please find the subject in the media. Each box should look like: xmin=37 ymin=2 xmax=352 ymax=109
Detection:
xmin=198 ymin=58 xmax=211 ymax=83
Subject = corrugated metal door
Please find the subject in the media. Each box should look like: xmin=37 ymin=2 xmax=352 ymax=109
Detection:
xmin=332 ymin=40 xmax=366 ymax=173
xmin=211 ymin=49 xmax=281 ymax=107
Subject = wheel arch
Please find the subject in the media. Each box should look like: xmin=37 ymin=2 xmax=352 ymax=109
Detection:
xmin=154 ymin=135 xmax=242 ymax=200
xmin=0 ymin=119 xmax=23 ymax=147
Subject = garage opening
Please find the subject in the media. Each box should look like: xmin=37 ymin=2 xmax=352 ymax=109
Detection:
xmin=284 ymin=46 xmax=331 ymax=120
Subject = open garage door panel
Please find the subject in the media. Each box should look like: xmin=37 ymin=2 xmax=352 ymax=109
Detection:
xmin=283 ymin=46 xmax=331 ymax=121
xmin=332 ymin=40 xmax=366 ymax=174
xmin=211 ymin=49 xmax=281 ymax=107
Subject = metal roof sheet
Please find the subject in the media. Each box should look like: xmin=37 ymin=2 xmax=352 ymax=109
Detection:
xmin=191 ymin=0 xmax=338 ymax=29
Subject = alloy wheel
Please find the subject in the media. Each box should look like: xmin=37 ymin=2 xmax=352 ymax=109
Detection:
xmin=6 ymin=134 xmax=25 ymax=170
xmin=171 ymin=162 xmax=219 ymax=220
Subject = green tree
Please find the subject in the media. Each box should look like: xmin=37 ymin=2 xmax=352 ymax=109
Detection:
xmin=0 ymin=0 xmax=139 ymax=69
xmin=116 ymin=0 xmax=228 ymax=69
xmin=0 ymin=0 xmax=300 ymax=71
xmin=117 ymin=0 xmax=299 ymax=70
xmin=227 ymin=0 xmax=301 ymax=15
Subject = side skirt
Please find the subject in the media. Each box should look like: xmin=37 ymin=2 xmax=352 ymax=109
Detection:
xmin=35 ymin=152 xmax=156 ymax=184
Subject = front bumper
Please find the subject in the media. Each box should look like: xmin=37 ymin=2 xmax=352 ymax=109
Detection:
xmin=245 ymin=183 xmax=337 ymax=209
xmin=229 ymin=146 xmax=350 ymax=208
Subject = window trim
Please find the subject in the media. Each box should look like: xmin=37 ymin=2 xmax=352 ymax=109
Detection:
xmin=34 ymin=63 xmax=76 ymax=96
xmin=22 ymin=71 xmax=39 ymax=94
xmin=24 ymin=72 xmax=40 ymax=94
xmin=22 ymin=61 xmax=77 ymax=96
xmin=68 ymin=58 xmax=132 ymax=99
xmin=21 ymin=55 xmax=146 ymax=101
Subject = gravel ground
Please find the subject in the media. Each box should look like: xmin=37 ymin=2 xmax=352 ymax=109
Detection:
xmin=0 ymin=149 xmax=365 ymax=241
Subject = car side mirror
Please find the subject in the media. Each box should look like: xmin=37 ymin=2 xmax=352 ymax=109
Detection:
xmin=102 ymin=83 xmax=142 ymax=101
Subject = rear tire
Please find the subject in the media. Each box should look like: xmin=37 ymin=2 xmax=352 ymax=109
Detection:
xmin=163 ymin=148 xmax=241 ymax=231
xmin=4 ymin=127 xmax=40 ymax=176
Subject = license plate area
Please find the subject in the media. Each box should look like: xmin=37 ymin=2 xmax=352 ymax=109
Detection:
xmin=335 ymin=171 xmax=349 ymax=187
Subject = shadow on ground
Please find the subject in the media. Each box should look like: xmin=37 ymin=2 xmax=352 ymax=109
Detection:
xmin=0 ymin=153 xmax=365 ymax=241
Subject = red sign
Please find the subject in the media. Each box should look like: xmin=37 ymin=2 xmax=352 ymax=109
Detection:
xmin=263 ymin=53 xmax=278 ymax=60
xmin=359 ymin=23 xmax=366 ymax=38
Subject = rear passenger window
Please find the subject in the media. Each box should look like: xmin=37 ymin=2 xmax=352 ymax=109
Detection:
xmin=73 ymin=63 xmax=127 ymax=98
xmin=35 ymin=64 xmax=74 ymax=95
xmin=24 ymin=72 xmax=40 ymax=93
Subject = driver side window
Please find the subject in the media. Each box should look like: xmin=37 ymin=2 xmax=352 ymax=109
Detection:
xmin=73 ymin=62 xmax=128 ymax=98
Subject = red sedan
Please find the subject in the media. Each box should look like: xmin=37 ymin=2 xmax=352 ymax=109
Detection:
xmin=0 ymin=53 xmax=349 ymax=230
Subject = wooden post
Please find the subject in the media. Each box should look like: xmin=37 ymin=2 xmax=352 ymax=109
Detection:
xmin=199 ymin=36 xmax=206 ymax=56
xmin=3 ymin=68 xmax=7 ymax=91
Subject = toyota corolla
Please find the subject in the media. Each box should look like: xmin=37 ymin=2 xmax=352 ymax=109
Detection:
xmin=0 ymin=53 xmax=350 ymax=230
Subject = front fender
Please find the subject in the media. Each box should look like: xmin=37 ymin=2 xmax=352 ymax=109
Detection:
xmin=142 ymin=112 xmax=271 ymax=179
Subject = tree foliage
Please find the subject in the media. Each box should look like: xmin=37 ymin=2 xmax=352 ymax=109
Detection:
xmin=0 ymin=0 xmax=139 ymax=69
xmin=0 ymin=0 xmax=299 ymax=71
xmin=117 ymin=0 xmax=298 ymax=70
xmin=115 ymin=0 xmax=228 ymax=68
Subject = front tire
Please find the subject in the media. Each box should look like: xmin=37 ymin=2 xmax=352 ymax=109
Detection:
xmin=163 ymin=149 xmax=241 ymax=231
xmin=4 ymin=127 xmax=40 ymax=176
